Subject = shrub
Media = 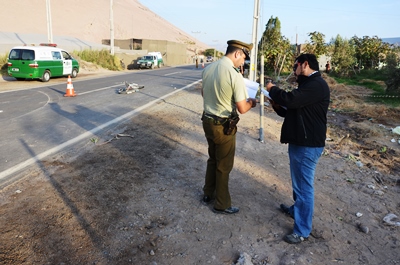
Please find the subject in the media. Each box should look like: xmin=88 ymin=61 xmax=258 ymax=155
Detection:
xmin=0 ymin=53 xmax=9 ymax=75
xmin=75 ymin=49 xmax=122 ymax=71
xmin=384 ymin=53 xmax=400 ymax=95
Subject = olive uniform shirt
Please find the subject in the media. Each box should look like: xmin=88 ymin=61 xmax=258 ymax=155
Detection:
xmin=202 ymin=56 xmax=248 ymax=118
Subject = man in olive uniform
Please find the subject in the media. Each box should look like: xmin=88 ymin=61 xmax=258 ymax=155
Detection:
xmin=201 ymin=40 xmax=258 ymax=214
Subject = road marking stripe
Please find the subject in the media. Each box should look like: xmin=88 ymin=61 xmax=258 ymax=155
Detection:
xmin=77 ymin=84 xmax=122 ymax=95
xmin=0 ymin=79 xmax=201 ymax=182
xmin=164 ymin=72 xmax=181 ymax=76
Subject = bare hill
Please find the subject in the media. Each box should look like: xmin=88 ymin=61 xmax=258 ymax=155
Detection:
xmin=0 ymin=0 xmax=209 ymax=52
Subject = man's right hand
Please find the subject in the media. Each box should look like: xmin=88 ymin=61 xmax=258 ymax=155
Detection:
xmin=266 ymin=81 xmax=275 ymax=92
xmin=237 ymin=98 xmax=257 ymax=114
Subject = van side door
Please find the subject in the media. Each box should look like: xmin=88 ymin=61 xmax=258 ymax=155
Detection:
xmin=61 ymin=51 xmax=73 ymax=75
xmin=51 ymin=51 xmax=63 ymax=77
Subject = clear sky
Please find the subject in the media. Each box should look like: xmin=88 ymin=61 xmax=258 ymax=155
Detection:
xmin=138 ymin=0 xmax=400 ymax=51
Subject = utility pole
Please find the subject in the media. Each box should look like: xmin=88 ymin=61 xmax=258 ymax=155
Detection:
xmin=249 ymin=0 xmax=260 ymax=81
xmin=212 ymin=40 xmax=218 ymax=60
xmin=191 ymin=31 xmax=201 ymax=50
xmin=192 ymin=31 xmax=201 ymax=67
xmin=110 ymin=0 xmax=115 ymax=55
xmin=46 ymin=0 xmax=53 ymax=43
xmin=259 ymin=55 xmax=265 ymax=142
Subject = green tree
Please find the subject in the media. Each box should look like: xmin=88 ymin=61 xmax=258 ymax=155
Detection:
xmin=258 ymin=16 xmax=293 ymax=77
xmin=384 ymin=52 xmax=400 ymax=95
xmin=303 ymin=31 xmax=327 ymax=57
xmin=352 ymin=36 xmax=391 ymax=69
xmin=202 ymin=48 xmax=223 ymax=59
xmin=203 ymin=49 xmax=214 ymax=57
xmin=331 ymin=35 xmax=356 ymax=76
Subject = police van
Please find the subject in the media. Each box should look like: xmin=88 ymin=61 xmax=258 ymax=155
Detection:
xmin=137 ymin=52 xmax=164 ymax=69
xmin=7 ymin=44 xmax=80 ymax=82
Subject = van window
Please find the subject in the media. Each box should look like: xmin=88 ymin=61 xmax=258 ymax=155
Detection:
xmin=21 ymin=50 xmax=34 ymax=60
xmin=52 ymin=51 xmax=62 ymax=60
xmin=8 ymin=49 xmax=34 ymax=60
xmin=61 ymin=51 xmax=71 ymax=60
xmin=9 ymin=49 xmax=21 ymax=60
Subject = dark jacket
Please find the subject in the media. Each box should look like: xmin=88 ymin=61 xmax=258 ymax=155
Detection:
xmin=269 ymin=72 xmax=330 ymax=147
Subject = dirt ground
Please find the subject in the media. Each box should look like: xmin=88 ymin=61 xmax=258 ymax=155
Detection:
xmin=0 ymin=72 xmax=400 ymax=265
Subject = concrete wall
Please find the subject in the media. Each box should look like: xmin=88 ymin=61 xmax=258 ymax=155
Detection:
xmin=114 ymin=49 xmax=148 ymax=70
xmin=106 ymin=38 xmax=190 ymax=67
xmin=104 ymin=38 xmax=191 ymax=68
xmin=113 ymin=39 xmax=143 ymax=50
xmin=142 ymin=39 xmax=188 ymax=66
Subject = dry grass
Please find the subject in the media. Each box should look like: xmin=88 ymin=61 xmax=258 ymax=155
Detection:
xmin=327 ymin=74 xmax=400 ymax=125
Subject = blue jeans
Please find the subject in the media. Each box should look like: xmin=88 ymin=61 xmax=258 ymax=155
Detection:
xmin=287 ymin=144 xmax=323 ymax=237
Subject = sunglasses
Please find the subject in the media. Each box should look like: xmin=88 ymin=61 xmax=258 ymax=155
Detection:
xmin=239 ymin=47 xmax=249 ymax=59
xmin=293 ymin=62 xmax=301 ymax=72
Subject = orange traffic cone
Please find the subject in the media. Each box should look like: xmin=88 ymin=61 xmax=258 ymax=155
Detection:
xmin=64 ymin=75 xmax=76 ymax=97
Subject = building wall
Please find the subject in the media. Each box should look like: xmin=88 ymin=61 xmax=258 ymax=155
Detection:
xmin=142 ymin=39 xmax=188 ymax=66
xmin=104 ymin=38 xmax=190 ymax=67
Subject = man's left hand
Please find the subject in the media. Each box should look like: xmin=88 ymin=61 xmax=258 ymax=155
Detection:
xmin=248 ymin=98 xmax=257 ymax=108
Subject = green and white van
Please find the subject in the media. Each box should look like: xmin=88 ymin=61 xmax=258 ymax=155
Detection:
xmin=7 ymin=45 xmax=80 ymax=82
xmin=137 ymin=52 xmax=164 ymax=69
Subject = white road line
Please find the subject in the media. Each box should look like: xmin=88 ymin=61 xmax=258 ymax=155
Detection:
xmin=9 ymin=90 xmax=51 ymax=120
xmin=0 ymin=79 xmax=201 ymax=181
xmin=77 ymin=84 xmax=122 ymax=95
xmin=164 ymin=72 xmax=181 ymax=76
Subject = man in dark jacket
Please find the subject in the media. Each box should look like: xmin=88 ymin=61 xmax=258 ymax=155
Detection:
xmin=265 ymin=53 xmax=330 ymax=244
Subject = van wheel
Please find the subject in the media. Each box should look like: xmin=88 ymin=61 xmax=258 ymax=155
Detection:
xmin=41 ymin=70 xmax=51 ymax=82
xmin=71 ymin=68 xmax=78 ymax=78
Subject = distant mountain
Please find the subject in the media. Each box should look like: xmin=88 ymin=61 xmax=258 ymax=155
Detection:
xmin=382 ymin=37 xmax=400 ymax=46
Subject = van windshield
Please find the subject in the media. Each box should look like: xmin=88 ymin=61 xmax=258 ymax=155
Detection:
xmin=143 ymin=56 xmax=154 ymax=60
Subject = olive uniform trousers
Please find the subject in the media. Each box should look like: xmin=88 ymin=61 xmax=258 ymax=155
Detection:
xmin=202 ymin=116 xmax=237 ymax=210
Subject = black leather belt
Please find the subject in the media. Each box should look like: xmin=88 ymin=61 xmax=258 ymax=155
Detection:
xmin=202 ymin=112 xmax=228 ymax=125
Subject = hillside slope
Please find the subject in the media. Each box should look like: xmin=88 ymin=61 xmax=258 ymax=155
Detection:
xmin=0 ymin=0 xmax=209 ymax=51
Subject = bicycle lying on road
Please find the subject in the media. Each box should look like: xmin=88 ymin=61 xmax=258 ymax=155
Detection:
xmin=118 ymin=81 xmax=145 ymax=94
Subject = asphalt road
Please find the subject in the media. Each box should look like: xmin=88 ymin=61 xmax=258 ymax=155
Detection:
xmin=0 ymin=65 xmax=203 ymax=186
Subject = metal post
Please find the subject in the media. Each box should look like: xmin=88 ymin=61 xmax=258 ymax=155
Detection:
xmin=46 ymin=0 xmax=53 ymax=43
xmin=110 ymin=0 xmax=115 ymax=55
xmin=259 ymin=55 xmax=264 ymax=143
xmin=212 ymin=40 xmax=218 ymax=60
xmin=249 ymin=0 xmax=260 ymax=81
